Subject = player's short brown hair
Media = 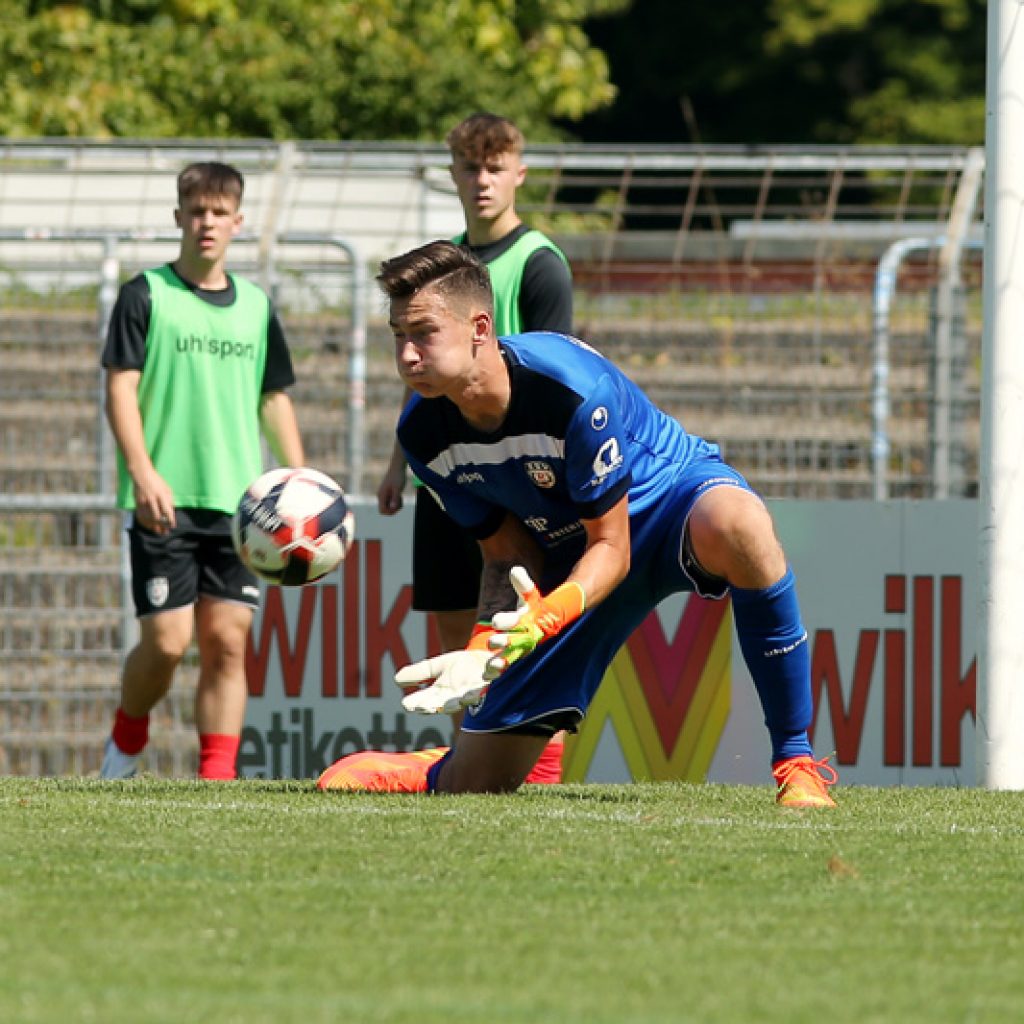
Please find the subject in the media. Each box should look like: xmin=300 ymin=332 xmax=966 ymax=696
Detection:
xmin=177 ymin=162 xmax=244 ymax=206
xmin=377 ymin=240 xmax=493 ymax=316
xmin=445 ymin=113 xmax=525 ymax=163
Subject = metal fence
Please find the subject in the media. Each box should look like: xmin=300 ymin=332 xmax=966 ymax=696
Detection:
xmin=0 ymin=140 xmax=985 ymax=775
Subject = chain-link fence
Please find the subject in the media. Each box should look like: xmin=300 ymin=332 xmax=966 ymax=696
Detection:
xmin=0 ymin=141 xmax=985 ymax=775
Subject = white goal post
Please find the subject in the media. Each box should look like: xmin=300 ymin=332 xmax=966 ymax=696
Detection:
xmin=978 ymin=0 xmax=1024 ymax=788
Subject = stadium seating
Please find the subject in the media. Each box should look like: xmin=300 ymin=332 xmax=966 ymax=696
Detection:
xmin=0 ymin=299 xmax=979 ymax=774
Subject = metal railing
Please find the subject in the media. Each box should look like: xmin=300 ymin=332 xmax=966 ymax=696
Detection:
xmin=0 ymin=227 xmax=367 ymax=495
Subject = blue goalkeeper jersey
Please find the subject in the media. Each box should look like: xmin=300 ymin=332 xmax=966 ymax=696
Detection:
xmin=397 ymin=332 xmax=718 ymax=565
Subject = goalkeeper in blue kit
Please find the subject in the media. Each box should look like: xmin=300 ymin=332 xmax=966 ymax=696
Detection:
xmin=318 ymin=240 xmax=837 ymax=806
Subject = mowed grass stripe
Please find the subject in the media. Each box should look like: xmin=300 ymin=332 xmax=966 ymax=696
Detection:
xmin=1 ymin=779 xmax=1022 ymax=1024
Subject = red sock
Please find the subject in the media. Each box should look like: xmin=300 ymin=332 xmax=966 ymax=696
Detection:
xmin=524 ymin=738 xmax=565 ymax=785
xmin=198 ymin=733 xmax=241 ymax=780
xmin=111 ymin=708 xmax=149 ymax=756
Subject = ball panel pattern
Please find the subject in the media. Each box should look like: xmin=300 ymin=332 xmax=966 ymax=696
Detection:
xmin=231 ymin=468 xmax=355 ymax=586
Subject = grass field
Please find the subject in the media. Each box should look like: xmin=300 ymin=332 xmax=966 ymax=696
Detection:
xmin=2 ymin=778 xmax=1022 ymax=1024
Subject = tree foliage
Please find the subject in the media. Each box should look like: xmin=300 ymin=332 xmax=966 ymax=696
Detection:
xmin=0 ymin=0 xmax=988 ymax=145
xmin=0 ymin=0 xmax=628 ymax=139
xmin=576 ymin=0 xmax=985 ymax=146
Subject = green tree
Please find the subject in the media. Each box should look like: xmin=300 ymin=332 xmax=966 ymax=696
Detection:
xmin=0 ymin=0 xmax=628 ymax=139
xmin=765 ymin=0 xmax=985 ymax=143
xmin=575 ymin=0 xmax=985 ymax=146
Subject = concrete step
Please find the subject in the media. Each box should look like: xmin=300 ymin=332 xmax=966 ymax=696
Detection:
xmin=0 ymin=656 xmax=123 ymax=689
xmin=0 ymin=467 xmax=106 ymax=493
xmin=0 ymin=679 xmax=198 ymax=776
xmin=0 ymin=312 xmax=979 ymax=504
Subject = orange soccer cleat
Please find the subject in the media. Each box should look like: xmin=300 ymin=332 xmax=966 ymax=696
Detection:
xmin=316 ymin=747 xmax=449 ymax=793
xmin=772 ymin=755 xmax=838 ymax=808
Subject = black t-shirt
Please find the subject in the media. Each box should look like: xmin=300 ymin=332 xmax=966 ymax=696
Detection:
xmin=459 ymin=224 xmax=574 ymax=335
xmin=101 ymin=266 xmax=297 ymax=393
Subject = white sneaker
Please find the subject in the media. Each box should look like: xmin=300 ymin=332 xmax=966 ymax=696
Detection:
xmin=101 ymin=737 xmax=141 ymax=779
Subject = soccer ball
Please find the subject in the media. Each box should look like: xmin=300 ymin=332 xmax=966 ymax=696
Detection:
xmin=231 ymin=467 xmax=355 ymax=586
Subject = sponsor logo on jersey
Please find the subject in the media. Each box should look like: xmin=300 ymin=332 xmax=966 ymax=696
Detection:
xmin=591 ymin=406 xmax=609 ymax=430
xmin=174 ymin=334 xmax=256 ymax=361
xmin=146 ymin=576 xmax=169 ymax=608
xmin=591 ymin=437 xmax=623 ymax=481
xmin=525 ymin=460 xmax=556 ymax=488
xmin=456 ymin=471 xmax=485 ymax=485
xmin=546 ymin=521 xmax=584 ymax=544
xmin=525 ymin=516 xmax=583 ymax=545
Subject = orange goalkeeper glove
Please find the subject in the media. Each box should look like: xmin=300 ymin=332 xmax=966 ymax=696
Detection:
xmin=485 ymin=567 xmax=586 ymax=679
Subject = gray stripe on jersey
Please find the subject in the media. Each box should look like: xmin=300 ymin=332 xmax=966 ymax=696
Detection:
xmin=426 ymin=433 xmax=565 ymax=479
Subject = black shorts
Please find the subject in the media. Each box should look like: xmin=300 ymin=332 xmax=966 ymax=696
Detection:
xmin=127 ymin=508 xmax=261 ymax=618
xmin=411 ymin=487 xmax=483 ymax=612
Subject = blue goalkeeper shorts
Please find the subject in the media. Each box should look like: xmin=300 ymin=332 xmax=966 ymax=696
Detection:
xmin=459 ymin=453 xmax=752 ymax=736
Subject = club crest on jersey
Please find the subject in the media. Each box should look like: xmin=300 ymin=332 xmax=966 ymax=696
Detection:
xmin=525 ymin=460 xmax=556 ymax=489
xmin=591 ymin=406 xmax=609 ymax=430
xmin=146 ymin=576 xmax=169 ymax=608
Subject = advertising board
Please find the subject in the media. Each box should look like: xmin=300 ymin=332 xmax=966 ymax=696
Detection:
xmin=241 ymin=500 xmax=977 ymax=786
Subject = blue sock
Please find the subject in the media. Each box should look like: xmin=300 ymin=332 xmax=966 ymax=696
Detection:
xmin=425 ymin=748 xmax=453 ymax=792
xmin=730 ymin=568 xmax=813 ymax=764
